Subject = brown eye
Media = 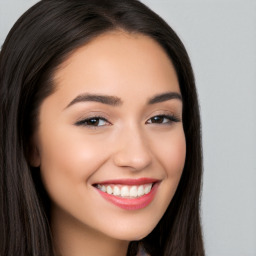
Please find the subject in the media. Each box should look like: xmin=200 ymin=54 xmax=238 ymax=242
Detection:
xmin=75 ymin=117 xmax=109 ymax=127
xmin=87 ymin=118 xmax=100 ymax=126
xmin=146 ymin=115 xmax=180 ymax=125
xmin=151 ymin=116 xmax=165 ymax=123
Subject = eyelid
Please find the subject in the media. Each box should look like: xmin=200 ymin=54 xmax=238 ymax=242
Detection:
xmin=146 ymin=108 xmax=182 ymax=120
xmin=146 ymin=113 xmax=181 ymax=125
xmin=74 ymin=115 xmax=112 ymax=127
xmin=73 ymin=110 xmax=181 ymax=127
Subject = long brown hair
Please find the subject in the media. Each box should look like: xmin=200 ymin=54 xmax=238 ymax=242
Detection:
xmin=0 ymin=0 xmax=204 ymax=255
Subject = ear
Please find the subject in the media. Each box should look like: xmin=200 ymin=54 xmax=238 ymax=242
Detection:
xmin=28 ymin=135 xmax=41 ymax=167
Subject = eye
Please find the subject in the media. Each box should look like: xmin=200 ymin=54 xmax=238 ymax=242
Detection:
xmin=75 ymin=117 xmax=110 ymax=127
xmin=146 ymin=115 xmax=180 ymax=124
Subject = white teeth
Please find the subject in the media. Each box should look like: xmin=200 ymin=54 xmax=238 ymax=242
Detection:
xmin=137 ymin=185 xmax=144 ymax=197
xmin=96 ymin=183 xmax=154 ymax=198
xmin=121 ymin=186 xmax=129 ymax=197
xmin=129 ymin=186 xmax=137 ymax=197
xmin=145 ymin=184 xmax=152 ymax=194
xmin=113 ymin=186 xmax=121 ymax=196
xmin=106 ymin=186 xmax=112 ymax=195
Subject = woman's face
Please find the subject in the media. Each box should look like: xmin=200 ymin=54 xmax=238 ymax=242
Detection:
xmin=32 ymin=31 xmax=186 ymax=242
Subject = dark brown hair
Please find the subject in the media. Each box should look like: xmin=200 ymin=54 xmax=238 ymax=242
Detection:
xmin=0 ymin=0 xmax=204 ymax=255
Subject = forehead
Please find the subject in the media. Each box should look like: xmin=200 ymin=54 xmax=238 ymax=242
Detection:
xmin=52 ymin=31 xmax=180 ymax=104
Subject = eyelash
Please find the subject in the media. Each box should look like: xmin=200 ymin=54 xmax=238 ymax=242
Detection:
xmin=75 ymin=116 xmax=110 ymax=127
xmin=146 ymin=114 xmax=180 ymax=124
xmin=75 ymin=114 xmax=181 ymax=128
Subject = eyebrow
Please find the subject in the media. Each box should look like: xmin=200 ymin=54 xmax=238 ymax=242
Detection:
xmin=148 ymin=92 xmax=182 ymax=104
xmin=65 ymin=93 xmax=122 ymax=109
xmin=65 ymin=91 xmax=182 ymax=109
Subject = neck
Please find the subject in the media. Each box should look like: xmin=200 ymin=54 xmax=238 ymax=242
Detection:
xmin=51 ymin=205 xmax=129 ymax=256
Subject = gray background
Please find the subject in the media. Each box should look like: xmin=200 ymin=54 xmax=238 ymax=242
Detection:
xmin=1 ymin=1 xmax=255 ymax=255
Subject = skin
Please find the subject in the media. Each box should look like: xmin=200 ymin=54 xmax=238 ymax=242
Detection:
xmin=31 ymin=31 xmax=186 ymax=256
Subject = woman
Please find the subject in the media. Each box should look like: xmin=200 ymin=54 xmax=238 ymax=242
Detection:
xmin=0 ymin=0 xmax=204 ymax=255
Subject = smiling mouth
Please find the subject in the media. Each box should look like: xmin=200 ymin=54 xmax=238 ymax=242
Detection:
xmin=93 ymin=178 xmax=160 ymax=210
xmin=94 ymin=183 xmax=153 ymax=198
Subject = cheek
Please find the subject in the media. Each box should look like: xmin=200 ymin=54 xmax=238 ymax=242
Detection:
xmin=152 ymin=127 xmax=186 ymax=204
xmin=167 ymin=135 xmax=186 ymax=177
xmin=154 ymin=128 xmax=186 ymax=176
xmin=37 ymin=125 xmax=109 ymax=201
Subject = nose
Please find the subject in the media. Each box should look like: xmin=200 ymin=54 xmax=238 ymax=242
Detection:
xmin=113 ymin=126 xmax=152 ymax=171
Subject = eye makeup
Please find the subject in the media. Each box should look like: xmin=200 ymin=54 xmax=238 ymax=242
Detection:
xmin=75 ymin=116 xmax=111 ymax=127
xmin=74 ymin=112 xmax=181 ymax=128
xmin=146 ymin=114 xmax=181 ymax=125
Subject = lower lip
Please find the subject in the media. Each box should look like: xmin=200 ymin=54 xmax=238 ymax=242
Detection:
xmin=95 ymin=183 xmax=159 ymax=210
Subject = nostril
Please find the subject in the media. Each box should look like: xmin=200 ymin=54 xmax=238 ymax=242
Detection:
xmin=113 ymin=148 xmax=152 ymax=171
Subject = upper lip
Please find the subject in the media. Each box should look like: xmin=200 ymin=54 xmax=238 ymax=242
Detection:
xmin=93 ymin=178 xmax=160 ymax=186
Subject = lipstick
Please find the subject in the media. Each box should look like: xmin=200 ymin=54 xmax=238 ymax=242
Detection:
xmin=93 ymin=178 xmax=160 ymax=210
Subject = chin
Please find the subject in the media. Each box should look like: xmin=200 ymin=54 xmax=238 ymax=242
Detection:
xmin=103 ymin=219 xmax=158 ymax=242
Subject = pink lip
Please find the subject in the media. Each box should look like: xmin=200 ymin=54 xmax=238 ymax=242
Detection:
xmin=94 ymin=177 xmax=159 ymax=185
xmin=94 ymin=179 xmax=160 ymax=210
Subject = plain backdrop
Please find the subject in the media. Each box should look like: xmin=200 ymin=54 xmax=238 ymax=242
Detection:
xmin=1 ymin=1 xmax=256 ymax=255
